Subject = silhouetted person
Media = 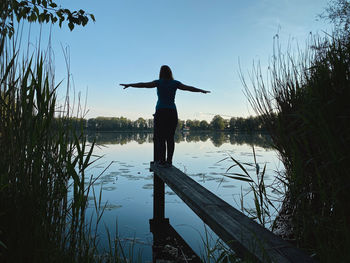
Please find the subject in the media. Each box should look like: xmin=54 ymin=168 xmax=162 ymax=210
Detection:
xmin=121 ymin=65 xmax=210 ymax=167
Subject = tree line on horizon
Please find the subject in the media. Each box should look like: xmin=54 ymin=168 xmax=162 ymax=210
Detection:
xmin=87 ymin=131 xmax=272 ymax=148
xmin=80 ymin=114 xmax=266 ymax=132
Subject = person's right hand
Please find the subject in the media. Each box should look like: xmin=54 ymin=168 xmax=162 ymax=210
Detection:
xmin=120 ymin=84 xmax=130 ymax=89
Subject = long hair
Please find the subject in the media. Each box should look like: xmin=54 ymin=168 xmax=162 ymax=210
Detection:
xmin=159 ymin=65 xmax=174 ymax=80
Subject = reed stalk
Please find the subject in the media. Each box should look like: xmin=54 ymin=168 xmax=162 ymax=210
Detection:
xmin=0 ymin=32 xmax=123 ymax=262
xmin=242 ymin=34 xmax=350 ymax=262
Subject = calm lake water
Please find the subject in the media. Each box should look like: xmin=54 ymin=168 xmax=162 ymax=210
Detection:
xmin=84 ymin=132 xmax=283 ymax=261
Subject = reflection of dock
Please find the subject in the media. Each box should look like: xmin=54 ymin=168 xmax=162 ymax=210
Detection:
xmin=150 ymin=172 xmax=201 ymax=262
xmin=150 ymin=162 xmax=315 ymax=263
xmin=150 ymin=218 xmax=201 ymax=262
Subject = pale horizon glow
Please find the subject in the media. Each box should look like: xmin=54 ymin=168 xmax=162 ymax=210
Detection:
xmin=21 ymin=0 xmax=330 ymax=122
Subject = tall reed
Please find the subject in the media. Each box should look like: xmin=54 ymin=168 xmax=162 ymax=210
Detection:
xmin=0 ymin=32 xmax=107 ymax=262
xmin=242 ymin=34 xmax=350 ymax=262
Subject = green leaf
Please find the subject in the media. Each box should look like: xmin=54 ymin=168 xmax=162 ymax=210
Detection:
xmin=225 ymin=164 xmax=237 ymax=172
xmin=223 ymin=175 xmax=254 ymax=183
xmin=68 ymin=22 xmax=74 ymax=31
xmin=0 ymin=239 xmax=7 ymax=249
xmin=253 ymin=190 xmax=262 ymax=222
xmin=228 ymin=154 xmax=250 ymax=177
xmin=33 ymin=6 xmax=39 ymax=15
xmin=252 ymin=145 xmax=257 ymax=165
xmin=225 ymin=172 xmax=250 ymax=177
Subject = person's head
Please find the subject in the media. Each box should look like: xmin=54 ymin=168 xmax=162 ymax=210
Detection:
xmin=159 ymin=65 xmax=174 ymax=80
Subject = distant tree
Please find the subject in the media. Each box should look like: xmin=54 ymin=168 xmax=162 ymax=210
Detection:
xmin=0 ymin=0 xmax=95 ymax=37
xmin=185 ymin=119 xmax=193 ymax=129
xmin=148 ymin=118 xmax=154 ymax=129
xmin=192 ymin=120 xmax=200 ymax=130
xmin=177 ymin=119 xmax=185 ymax=130
xmin=210 ymin=115 xmax=225 ymax=130
xmin=235 ymin=117 xmax=244 ymax=131
xmin=87 ymin=118 xmax=96 ymax=130
xmin=223 ymin=119 xmax=229 ymax=130
xmin=199 ymin=120 xmax=209 ymax=130
xmin=229 ymin=117 xmax=236 ymax=131
xmin=135 ymin=117 xmax=147 ymax=129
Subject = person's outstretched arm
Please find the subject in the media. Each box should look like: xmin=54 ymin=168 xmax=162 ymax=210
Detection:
xmin=120 ymin=81 xmax=157 ymax=89
xmin=178 ymin=83 xmax=210 ymax=94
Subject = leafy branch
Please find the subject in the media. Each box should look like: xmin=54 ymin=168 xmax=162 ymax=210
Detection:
xmin=1 ymin=0 xmax=96 ymax=37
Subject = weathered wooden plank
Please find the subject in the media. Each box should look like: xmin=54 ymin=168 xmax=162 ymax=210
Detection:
xmin=150 ymin=162 xmax=315 ymax=263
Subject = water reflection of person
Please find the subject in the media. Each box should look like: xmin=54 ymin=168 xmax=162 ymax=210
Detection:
xmin=120 ymin=65 xmax=210 ymax=167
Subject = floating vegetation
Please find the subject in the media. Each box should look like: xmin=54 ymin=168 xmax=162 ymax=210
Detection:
xmin=105 ymin=204 xmax=123 ymax=211
xmin=215 ymin=178 xmax=229 ymax=183
xmin=102 ymin=186 xmax=117 ymax=191
xmin=99 ymin=175 xmax=116 ymax=184
xmin=142 ymin=184 xmax=154 ymax=190
xmin=221 ymin=185 xmax=236 ymax=188
xmin=109 ymin=171 xmax=122 ymax=175
xmin=87 ymin=196 xmax=96 ymax=201
xmin=93 ymin=165 xmax=105 ymax=169
xmin=121 ymin=164 xmax=135 ymax=168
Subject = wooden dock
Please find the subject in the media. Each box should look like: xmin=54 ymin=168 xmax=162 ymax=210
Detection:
xmin=150 ymin=162 xmax=315 ymax=263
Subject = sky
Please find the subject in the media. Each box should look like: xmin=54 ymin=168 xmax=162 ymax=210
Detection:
xmin=21 ymin=0 xmax=331 ymax=121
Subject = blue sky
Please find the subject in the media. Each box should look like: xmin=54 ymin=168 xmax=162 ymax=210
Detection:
xmin=23 ymin=0 xmax=330 ymax=121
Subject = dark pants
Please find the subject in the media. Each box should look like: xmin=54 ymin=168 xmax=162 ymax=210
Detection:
xmin=153 ymin=108 xmax=178 ymax=163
